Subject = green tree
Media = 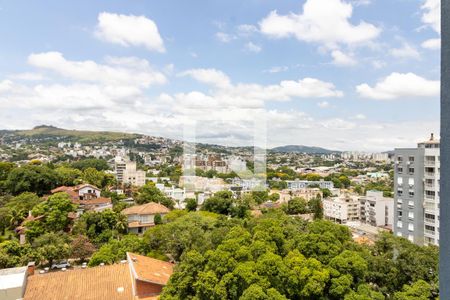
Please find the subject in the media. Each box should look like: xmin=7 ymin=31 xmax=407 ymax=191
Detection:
xmin=55 ymin=166 xmax=82 ymax=186
xmin=26 ymin=193 xmax=76 ymax=240
xmin=70 ymin=235 xmax=96 ymax=262
xmin=135 ymin=183 xmax=175 ymax=209
xmin=201 ymin=191 xmax=234 ymax=215
xmin=33 ymin=232 xmax=70 ymax=266
xmin=71 ymin=158 xmax=109 ymax=171
xmin=394 ymin=280 xmax=433 ymax=300
xmin=286 ymin=197 xmax=308 ymax=215
xmin=6 ymin=165 xmax=58 ymax=196
xmin=82 ymin=167 xmax=105 ymax=188
xmin=185 ymin=198 xmax=198 ymax=212
xmin=88 ymin=235 xmax=149 ymax=266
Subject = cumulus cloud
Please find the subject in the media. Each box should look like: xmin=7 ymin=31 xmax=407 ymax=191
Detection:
xmin=178 ymin=68 xmax=232 ymax=89
xmin=244 ymin=42 xmax=262 ymax=53
xmin=421 ymin=0 xmax=440 ymax=34
xmin=421 ymin=38 xmax=441 ymax=50
xmin=331 ymin=50 xmax=357 ymax=66
xmin=356 ymin=72 xmax=440 ymax=100
xmin=95 ymin=12 xmax=165 ymax=52
xmin=28 ymin=52 xmax=166 ymax=87
xmin=389 ymin=43 xmax=420 ymax=60
xmin=259 ymin=0 xmax=380 ymax=48
xmin=180 ymin=68 xmax=343 ymax=104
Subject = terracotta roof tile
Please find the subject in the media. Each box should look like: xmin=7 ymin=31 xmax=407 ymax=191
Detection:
xmin=128 ymin=253 xmax=173 ymax=286
xmin=24 ymin=264 xmax=133 ymax=300
xmin=122 ymin=203 xmax=170 ymax=216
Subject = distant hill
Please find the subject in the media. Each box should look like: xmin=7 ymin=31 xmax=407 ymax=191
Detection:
xmin=1 ymin=125 xmax=140 ymax=143
xmin=270 ymin=145 xmax=340 ymax=154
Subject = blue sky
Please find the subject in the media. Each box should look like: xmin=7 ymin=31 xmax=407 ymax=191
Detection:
xmin=0 ymin=0 xmax=441 ymax=151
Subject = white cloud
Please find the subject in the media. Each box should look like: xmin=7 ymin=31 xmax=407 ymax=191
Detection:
xmin=354 ymin=114 xmax=366 ymax=120
xmin=371 ymin=60 xmax=386 ymax=69
xmin=259 ymin=0 xmax=380 ymax=48
xmin=237 ymin=24 xmax=258 ymax=36
xmin=178 ymin=68 xmax=232 ymax=89
xmin=244 ymin=42 xmax=262 ymax=53
xmin=356 ymin=72 xmax=440 ymax=100
xmin=28 ymin=52 xmax=166 ymax=87
xmin=389 ymin=43 xmax=420 ymax=60
xmin=215 ymin=32 xmax=235 ymax=43
xmin=318 ymin=101 xmax=330 ymax=108
xmin=178 ymin=68 xmax=343 ymax=110
xmin=331 ymin=50 xmax=357 ymax=66
xmin=0 ymin=80 xmax=13 ymax=93
xmin=421 ymin=0 xmax=440 ymax=34
xmin=95 ymin=12 xmax=165 ymax=52
xmin=263 ymin=66 xmax=289 ymax=73
xmin=421 ymin=38 xmax=441 ymax=50
xmin=9 ymin=72 xmax=46 ymax=81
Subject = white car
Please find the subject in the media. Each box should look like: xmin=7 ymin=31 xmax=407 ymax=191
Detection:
xmin=51 ymin=261 xmax=70 ymax=269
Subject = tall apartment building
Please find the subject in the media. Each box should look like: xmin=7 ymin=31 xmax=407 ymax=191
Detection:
xmin=115 ymin=157 xmax=146 ymax=187
xmin=394 ymin=134 xmax=440 ymax=245
xmin=359 ymin=191 xmax=394 ymax=228
xmin=323 ymin=193 xmax=359 ymax=224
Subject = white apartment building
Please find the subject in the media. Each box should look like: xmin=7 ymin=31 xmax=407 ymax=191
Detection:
xmin=394 ymin=134 xmax=440 ymax=246
xmin=115 ymin=157 xmax=146 ymax=187
xmin=359 ymin=191 xmax=394 ymax=227
xmin=323 ymin=193 xmax=360 ymax=224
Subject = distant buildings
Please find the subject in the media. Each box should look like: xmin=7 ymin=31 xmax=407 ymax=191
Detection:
xmin=115 ymin=157 xmax=146 ymax=187
xmin=323 ymin=193 xmax=360 ymax=224
xmin=122 ymin=202 xmax=170 ymax=234
xmin=274 ymin=188 xmax=323 ymax=203
xmin=359 ymin=191 xmax=393 ymax=228
xmin=285 ymin=179 xmax=334 ymax=190
xmin=394 ymin=134 xmax=440 ymax=246
xmin=231 ymin=178 xmax=268 ymax=191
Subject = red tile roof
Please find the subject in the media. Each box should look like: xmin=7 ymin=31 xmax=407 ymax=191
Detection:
xmin=122 ymin=203 xmax=170 ymax=216
xmin=128 ymin=253 xmax=173 ymax=286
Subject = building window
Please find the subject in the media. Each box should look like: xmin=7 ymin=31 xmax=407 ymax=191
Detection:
xmin=408 ymin=212 xmax=414 ymax=220
xmin=397 ymin=167 xmax=403 ymax=174
xmin=408 ymin=167 xmax=414 ymax=174
xmin=408 ymin=223 xmax=414 ymax=231
xmin=397 ymin=189 xmax=403 ymax=196
xmin=409 ymin=156 xmax=415 ymax=162
xmin=398 ymin=156 xmax=403 ymax=162
xmin=409 ymin=190 xmax=415 ymax=197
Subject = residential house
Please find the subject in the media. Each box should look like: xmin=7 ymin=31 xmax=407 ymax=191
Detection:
xmin=122 ymin=203 xmax=170 ymax=234
xmin=23 ymin=253 xmax=173 ymax=300
xmin=51 ymin=184 xmax=112 ymax=212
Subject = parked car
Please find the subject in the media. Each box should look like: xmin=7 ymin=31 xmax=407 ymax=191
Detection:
xmin=51 ymin=261 xmax=70 ymax=269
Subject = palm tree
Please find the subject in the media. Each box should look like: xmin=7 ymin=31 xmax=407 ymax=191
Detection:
xmin=114 ymin=213 xmax=128 ymax=234
xmin=8 ymin=208 xmax=25 ymax=229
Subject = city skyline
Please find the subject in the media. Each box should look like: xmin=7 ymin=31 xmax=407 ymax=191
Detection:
xmin=0 ymin=0 xmax=441 ymax=151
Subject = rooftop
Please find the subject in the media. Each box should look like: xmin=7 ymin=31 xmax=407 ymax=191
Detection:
xmin=0 ymin=266 xmax=27 ymax=290
xmin=122 ymin=202 xmax=170 ymax=216
xmin=128 ymin=253 xmax=173 ymax=286
xmin=24 ymin=264 xmax=133 ymax=300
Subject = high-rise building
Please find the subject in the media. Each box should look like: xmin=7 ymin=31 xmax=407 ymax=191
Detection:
xmin=115 ymin=157 xmax=146 ymax=187
xmin=394 ymin=134 xmax=440 ymax=246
